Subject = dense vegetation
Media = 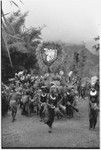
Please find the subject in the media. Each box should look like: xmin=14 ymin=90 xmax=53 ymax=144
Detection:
xmin=2 ymin=10 xmax=42 ymax=83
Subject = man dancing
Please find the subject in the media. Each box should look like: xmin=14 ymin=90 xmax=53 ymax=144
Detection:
xmin=39 ymin=86 xmax=47 ymax=121
xmin=44 ymin=90 xmax=57 ymax=133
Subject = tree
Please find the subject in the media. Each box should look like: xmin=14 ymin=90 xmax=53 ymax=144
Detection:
xmin=1 ymin=10 xmax=44 ymax=83
xmin=70 ymin=52 xmax=79 ymax=75
xmin=78 ymin=46 xmax=87 ymax=78
xmin=92 ymin=36 xmax=100 ymax=51
xmin=2 ymin=0 xmax=25 ymax=67
xmin=70 ymin=45 xmax=87 ymax=85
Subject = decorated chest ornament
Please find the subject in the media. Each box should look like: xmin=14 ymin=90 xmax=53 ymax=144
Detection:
xmin=36 ymin=42 xmax=65 ymax=72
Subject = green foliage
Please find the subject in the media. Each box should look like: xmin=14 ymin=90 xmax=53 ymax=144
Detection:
xmin=12 ymin=12 xmax=28 ymax=34
xmin=1 ymin=0 xmax=24 ymax=67
xmin=92 ymin=36 xmax=100 ymax=51
xmin=2 ymin=10 xmax=43 ymax=83
xmin=70 ymin=45 xmax=87 ymax=84
xmin=36 ymin=42 xmax=48 ymax=74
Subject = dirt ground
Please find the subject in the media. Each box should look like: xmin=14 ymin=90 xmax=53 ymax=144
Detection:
xmin=2 ymin=98 xmax=100 ymax=148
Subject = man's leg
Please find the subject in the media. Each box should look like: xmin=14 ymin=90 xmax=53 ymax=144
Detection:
xmin=12 ymin=106 xmax=17 ymax=122
xmin=45 ymin=107 xmax=55 ymax=133
xmin=39 ymin=106 xmax=44 ymax=121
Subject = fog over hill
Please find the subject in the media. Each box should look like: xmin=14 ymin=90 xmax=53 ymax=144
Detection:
xmin=62 ymin=43 xmax=99 ymax=77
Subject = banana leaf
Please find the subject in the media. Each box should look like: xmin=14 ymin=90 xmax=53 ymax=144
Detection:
xmin=2 ymin=9 xmax=15 ymax=35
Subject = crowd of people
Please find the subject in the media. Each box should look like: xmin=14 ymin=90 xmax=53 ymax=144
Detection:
xmin=1 ymin=70 xmax=99 ymax=133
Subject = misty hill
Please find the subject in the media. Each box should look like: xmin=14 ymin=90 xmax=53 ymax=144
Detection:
xmin=62 ymin=43 xmax=99 ymax=77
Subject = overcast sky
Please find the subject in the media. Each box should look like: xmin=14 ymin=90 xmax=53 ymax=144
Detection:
xmin=2 ymin=0 xmax=101 ymax=44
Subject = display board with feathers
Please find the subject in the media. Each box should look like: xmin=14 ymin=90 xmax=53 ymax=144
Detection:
xmin=36 ymin=42 xmax=66 ymax=74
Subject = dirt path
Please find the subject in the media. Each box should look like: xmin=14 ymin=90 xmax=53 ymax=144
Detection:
xmin=2 ymin=98 xmax=99 ymax=148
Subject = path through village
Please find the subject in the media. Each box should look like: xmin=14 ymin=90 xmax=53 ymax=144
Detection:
xmin=2 ymin=98 xmax=99 ymax=148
